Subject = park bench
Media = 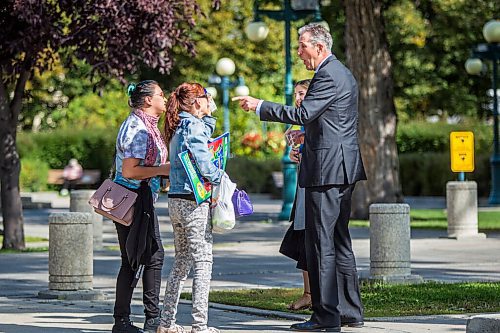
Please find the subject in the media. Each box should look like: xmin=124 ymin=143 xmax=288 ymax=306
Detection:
xmin=47 ymin=169 xmax=101 ymax=186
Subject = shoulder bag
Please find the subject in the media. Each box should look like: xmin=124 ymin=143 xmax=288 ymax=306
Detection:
xmin=88 ymin=151 xmax=138 ymax=226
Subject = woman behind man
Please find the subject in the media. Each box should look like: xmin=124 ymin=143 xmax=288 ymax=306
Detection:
xmin=112 ymin=80 xmax=170 ymax=333
xmin=279 ymin=79 xmax=312 ymax=311
xmin=157 ymin=82 xmax=223 ymax=333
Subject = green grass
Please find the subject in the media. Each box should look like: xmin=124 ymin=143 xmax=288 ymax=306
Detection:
xmin=182 ymin=282 xmax=500 ymax=317
xmin=0 ymin=235 xmax=49 ymax=243
xmin=476 ymin=211 xmax=500 ymax=230
xmin=360 ymin=281 xmax=500 ymax=317
xmin=349 ymin=220 xmax=370 ymax=228
xmin=0 ymin=235 xmax=49 ymax=253
xmin=0 ymin=246 xmax=49 ymax=253
xmin=349 ymin=209 xmax=500 ymax=231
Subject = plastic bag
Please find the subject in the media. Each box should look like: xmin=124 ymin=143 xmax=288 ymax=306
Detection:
xmin=232 ymin=189 xmax=253 ymax=217
xmin=211 ymin=173 xmax=237 ymax=233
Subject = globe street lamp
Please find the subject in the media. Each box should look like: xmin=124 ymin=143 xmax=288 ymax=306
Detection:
xmin=465 ymin=19 xmax=500 ymax=204
xmin=208 ymin=57 xmax=249 ymax=134
xmin=245 ymin=0 xmax=324 ymax=220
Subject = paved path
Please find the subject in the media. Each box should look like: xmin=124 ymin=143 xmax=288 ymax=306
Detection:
xmin=1 ymin=192 xmax=499 ymax=332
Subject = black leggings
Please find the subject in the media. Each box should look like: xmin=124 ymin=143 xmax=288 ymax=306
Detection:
xmin=113 ymin=211 xmax=164 ymax=320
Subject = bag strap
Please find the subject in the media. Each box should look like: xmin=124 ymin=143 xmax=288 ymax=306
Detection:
xmin=108 ymin=149 xmax=117 ymax=180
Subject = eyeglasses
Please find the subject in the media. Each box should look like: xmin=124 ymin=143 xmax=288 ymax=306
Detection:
xmin=196 ymin=88 xmax=211 ymax=100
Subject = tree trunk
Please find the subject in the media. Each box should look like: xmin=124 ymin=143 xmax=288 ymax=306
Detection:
xmin=0 ymin=76 xmax=28 ymax=250
xmin=343 ymin=0 xmax=403 ymax=219
xmin=0 ymin=141 xmax=24 ymax=250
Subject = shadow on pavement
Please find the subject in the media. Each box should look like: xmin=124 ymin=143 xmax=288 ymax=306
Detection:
xmin=0 ymin=325 xmax=108 ymax=333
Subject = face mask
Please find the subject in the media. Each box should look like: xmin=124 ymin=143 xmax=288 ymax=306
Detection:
xmin=209 ymin=98 xmax=218 ymax=113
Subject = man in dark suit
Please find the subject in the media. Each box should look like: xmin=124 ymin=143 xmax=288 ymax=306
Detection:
xmin=233 ymin=23 xmax=366 ymax=332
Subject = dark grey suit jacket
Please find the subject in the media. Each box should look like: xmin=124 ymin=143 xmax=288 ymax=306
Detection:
xmin=259 ymin=55 xmax=367 ymax=187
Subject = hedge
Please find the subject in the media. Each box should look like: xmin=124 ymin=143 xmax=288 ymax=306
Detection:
xmin=397 ymin=121 xmax=492 ymax=154
xmin=20 ymin=157 xmax=49 ymax=192
xmin=16 ymin=121 xmax=494 ymax=196
xmin=226 ymin=156 xmax=282 ymax=194
xmin=17 ymin=128 xmax=283 ymax=193
xmin=18 ymin=128 xmax=117 ymax=177
xmin=399 ymin=152 xmax=490 ymax=197
xmin=396 ymin=121 xmax=492 ymax=196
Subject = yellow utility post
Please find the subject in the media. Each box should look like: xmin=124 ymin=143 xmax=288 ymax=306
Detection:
xmin=450 ymin=131 xmax=474 ymax=178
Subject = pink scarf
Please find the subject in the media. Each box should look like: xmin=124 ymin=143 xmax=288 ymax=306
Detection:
xmin=133 ymin=109 xmax=168 ymax=166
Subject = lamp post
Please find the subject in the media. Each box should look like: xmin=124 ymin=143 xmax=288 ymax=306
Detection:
xmin=245 ymin=0 xmax=324 ymax=220
xmin=465 ymin=19 xmax=500 ymax=204
xmin=208 ymin=57 xmax=249 ymax=134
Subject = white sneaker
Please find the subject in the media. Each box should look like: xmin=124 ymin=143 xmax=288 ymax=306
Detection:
xmin=157 ymin=324 xmax=186 ymax=333
xmin=191 ymin=328 xmax=219 ymax=333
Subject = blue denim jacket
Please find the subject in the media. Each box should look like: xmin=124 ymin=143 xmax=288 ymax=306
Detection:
xmin=169 ymin=111 xmax=224 ymax=195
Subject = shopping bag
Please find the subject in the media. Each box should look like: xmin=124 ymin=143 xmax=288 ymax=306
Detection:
xmin=211 ymin=173 xmax=237 ymax=233
xmin=232 ymin=189 xmax=253 ymax=217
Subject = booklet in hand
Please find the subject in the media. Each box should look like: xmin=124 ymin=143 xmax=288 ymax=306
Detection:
xmin=178 ymin=132 xmax=230 ymax=204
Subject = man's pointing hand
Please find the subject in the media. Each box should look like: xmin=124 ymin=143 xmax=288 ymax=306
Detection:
xmin=232 ymin=96 xmax=261 ymax=112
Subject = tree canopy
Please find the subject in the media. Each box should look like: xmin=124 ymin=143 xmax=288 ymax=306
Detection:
xmin=16 ymin=0 xmax=498 ymax=134
xmin=384 ymin=0 xmax=497 ymax=120
xmin=0 ymin=0 xmax=220 ymax=249
xmin=18 ymin=0 xmax=315 ymax=153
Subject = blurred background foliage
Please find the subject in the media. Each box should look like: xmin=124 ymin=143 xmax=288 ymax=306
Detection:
xmin=17 ymin=0 xmax=499 ymax=196
xmin=18 ymin=122 xmax=493 ymax=196
xmin=384 ymin=0 xmax=497 ymax=122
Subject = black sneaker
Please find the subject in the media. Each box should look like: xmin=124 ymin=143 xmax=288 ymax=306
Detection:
xmin=143 ymin=316 xmax=160 ymax=333
xmin=112 ymin=317 xmax=144 ymax=333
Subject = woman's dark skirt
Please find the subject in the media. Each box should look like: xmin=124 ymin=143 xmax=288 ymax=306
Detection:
xmin=279 ymin=222 xmax=307 ymax=271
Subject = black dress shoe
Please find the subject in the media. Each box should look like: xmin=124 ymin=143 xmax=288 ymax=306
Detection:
xmin=340 ymin=316 xmax=364 ymax=328
xmin=341 ymin=321 xmax=364 ymax=328
xmin=290 ymin=320 xmax=341 ymax=332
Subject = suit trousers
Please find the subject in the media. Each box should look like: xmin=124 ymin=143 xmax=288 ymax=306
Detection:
xmin=304 ymin=184 xmax=363 ymax=327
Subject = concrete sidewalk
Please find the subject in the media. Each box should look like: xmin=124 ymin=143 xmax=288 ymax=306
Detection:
xmin=1 ymin=192 xmax=499 ymax=332
xmin=0 ymin=296 xmax=471 ymax=332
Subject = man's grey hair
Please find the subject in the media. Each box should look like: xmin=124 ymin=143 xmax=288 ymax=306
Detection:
xmin=298 ymin=23 xmax=333 ymax=51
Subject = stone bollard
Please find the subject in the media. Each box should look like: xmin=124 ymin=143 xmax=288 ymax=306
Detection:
xmin=38 ymin=212 xmax=104 ymax=300
xmin=70 ymin=190 xmax=103 ymax=249
xmin=446 ymin=181 xmax=485 ymax=239
xmin=467 ymin=314 xmax=500 ymax=333
xmin=369 ymin=203 xmax=422 ymax=284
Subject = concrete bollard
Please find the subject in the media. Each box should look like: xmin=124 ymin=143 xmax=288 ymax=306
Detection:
xmin=467 ymin=314 xmax=500 ymax=333
xmin=70 ymin=190 xmax=103 ymax=249
xmin=38 ymin=212 xmax=104 ymax=300
xmin=446 ymin=181 xmax=485 ymax=239
xmin=369 ymin=203 xmax=422 ymax=284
